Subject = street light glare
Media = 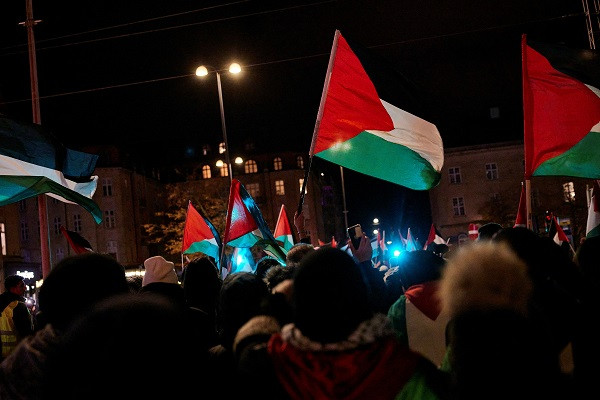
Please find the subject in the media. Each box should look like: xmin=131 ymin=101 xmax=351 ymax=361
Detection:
xmin=195 ymin=66 xmax=208 ymax=77
xmin=229 ymin=63 xmax=241 ymax=74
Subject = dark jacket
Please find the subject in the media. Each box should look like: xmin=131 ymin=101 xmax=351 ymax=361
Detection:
xmin=0 ymin=292 xmax=34 ymax=340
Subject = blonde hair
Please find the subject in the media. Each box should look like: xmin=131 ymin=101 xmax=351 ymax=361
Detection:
xmin=439 ymin=241 xmax=532 ymax=317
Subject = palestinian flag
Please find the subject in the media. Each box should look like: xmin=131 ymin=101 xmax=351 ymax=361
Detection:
xmin=424 ymin=224 xmax=445 ymax=250
xmin=513 ymin=184 xmax=527 ymax=228
xmin=586 ymin=180 xmax=600 ymax=238
xmin=405 ymin=228 xmax=419 ymax=251
xmin=522 ymin=36 xmax=600 ymax=179
xmin=60 ymin=225 xmax=93 ymax=254
xmin=182 ymin=201 xmax=221 ymax=263
xmin=550 ymin=216 xmax=570 ymax=246
xmin=0 ymin=115 xmax=102 ymax=223
xmin=311 ymin=30 xmax=444 ymax=191
xmin=273 ymin=204 xmax=294 ymax=251
xmin=223 ymin=179 xmax=287 ymax=264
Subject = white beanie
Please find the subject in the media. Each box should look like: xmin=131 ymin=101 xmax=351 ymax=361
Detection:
xmin=142 ymin=256 xmax=178 ymax=286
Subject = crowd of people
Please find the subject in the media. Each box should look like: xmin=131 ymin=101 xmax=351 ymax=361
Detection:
xmin=0 ymin=212 xmax=598 ymax=399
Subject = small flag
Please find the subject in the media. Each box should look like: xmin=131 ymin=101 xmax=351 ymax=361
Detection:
xmin=60 ymin=225 xmax=93 ymax=254
xmin=0 ymin=115 xmax=102 ymax=223
xmin=522 ymin=36 xmax=600 ymax=179
xmin=405 ymin=228 xmax=419 ymax=252
xmin=514 ymin=184 xmax=527 ymax=228
xmin=223 ymin=179 xmax=287 ymax=265
xmin=397 ymin=229 xmax=407 ymax=251
xmin=182 ymin=201 xmax=221 ymax=263
xmin=424 ymin=224 xmax=445 ymax=250
xmin=586 ymin=180 xmax=600 ymax=238
xmin=550 ymin=216 xmax=570 ymax=246
xmin=274 ymin=204 xmax=294 ymax=251
xmin=468 ymin=223 xmax=479 ymax=241
xmin=311 ymin=30 xmax=444 ymax=190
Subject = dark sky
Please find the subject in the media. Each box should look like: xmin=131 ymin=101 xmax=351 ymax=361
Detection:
xmin=0 ymin=0 xmax=588 ymax=240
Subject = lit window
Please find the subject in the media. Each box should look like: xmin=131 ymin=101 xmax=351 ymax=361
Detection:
xmin=0 ymin=223 xmax=6 ymax=256
xmin=246 ymin=183 xmax=260 ymax=198
xmin=452 ymin=197 xmax=465 ymax=216
xmin=102 ymin=178 xmax=113 ymax=197
xmin=202 ymin=165 xmax=211 ymax=179
xmin=299 ymin=179 xmax=307 ymax=194
xmin=54 ymin=217 xmax=61 ymax=235
xmin=297 ymin=156 xmax=304 ymax=169
xmin=275 ymin=180 xmax=285 ymax=195
xmin=73 ymin=214 xmax=82 ymax=232
xmin=273 ymin=157 xmax=282 ymax=171
xmin=104 ymin=210 xmax=116 ymax=229
xmin=20 ymin=222 xmax=29 ymax=241
xmin=563 ymin=182 xmax=575 ymax=203
xmin=244 ymin=160 xmax=258 ymax=174
xmin=485 ymin=163 xmax=498 ymax=180
xmin=202 ymin=145 xmax=210 ymax=156
xmin=107 ymin=240 xmax=118 ymax=259
xmin=56 ymin=247 xmax=64 ymax=261
xmin=218 ymin=142 xmax=226 ymax=154
xmin=219 ymin=164 xmax=229 ymax=177
xmin=449 ymin=167 xmax=461 ymax=184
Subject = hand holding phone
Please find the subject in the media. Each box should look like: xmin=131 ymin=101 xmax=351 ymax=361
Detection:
xmin=347 ymin=224 xmax=363 ymax=249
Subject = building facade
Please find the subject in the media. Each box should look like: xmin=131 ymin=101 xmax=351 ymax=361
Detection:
xmin=429 ymin=141 xmax=592 ymax=247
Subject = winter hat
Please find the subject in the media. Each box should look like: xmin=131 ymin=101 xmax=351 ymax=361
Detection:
xmin=143 ymin=256 xmax=178 ymax=286
xmin=292 ymin=247 xmax=372 ymax=344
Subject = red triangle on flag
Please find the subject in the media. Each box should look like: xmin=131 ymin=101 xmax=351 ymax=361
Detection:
xmin=274 ymin=204 xmax=292 ymax=238
xmin=182 ymin=201 xmax=216 ymax=253
xmin=223 ymin=180 xmax=259 ymax=244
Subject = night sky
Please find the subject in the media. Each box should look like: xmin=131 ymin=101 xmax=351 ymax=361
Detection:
xmin=0 ymin=0 xmax=589 ymax=240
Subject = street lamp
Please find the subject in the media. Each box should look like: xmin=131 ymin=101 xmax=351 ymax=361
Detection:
xmin=195 ymin=63 xmax=242 ymax=183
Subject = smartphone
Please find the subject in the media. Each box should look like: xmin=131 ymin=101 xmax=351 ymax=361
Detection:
xmin=347 ymin=224 xmax=363 ymax=249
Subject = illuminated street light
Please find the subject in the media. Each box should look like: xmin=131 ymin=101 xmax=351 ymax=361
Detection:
xmin=234 ymin=156 xmax=244 ymax=164
xmin=195 ymin=63 xmax=242 ymax=183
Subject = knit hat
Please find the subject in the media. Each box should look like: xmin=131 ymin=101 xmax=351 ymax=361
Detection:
xmin=143 ymin=256 xmax=178 ymax=286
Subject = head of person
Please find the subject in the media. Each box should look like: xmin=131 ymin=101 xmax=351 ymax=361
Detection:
xmin=254 ymin=256 xmax=281 ymax=280
xmin=142 ymin=256 xmax=178 ymax=287
xmin=285 ymin=243 xmax=316 ymax=268
xmin=292 ymin=247 xmax=372 ymax=344
xmin=263 ymin=264 xmax=296 ymax=292
xmin=575 ymin=235 xmax=600 ymax=286
xmin=38 ymin=253 xmax=129 ymax=331
xmin=477 ymin=223 xmax=503 ymax=241
xmin=182 ymin=256 xmax=222 ymax=311
xmin=4 ymin=275 xmax=26 ymax=296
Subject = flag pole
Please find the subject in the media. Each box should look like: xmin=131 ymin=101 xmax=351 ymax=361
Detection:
xmin=525 ymin=179 xmax=532 ymax=230
xmin=297 ymin=30 xmax=341 ymax=215
xmin=339 ymin=166 xmax=349 ymax=231
xmin=22 ymin=0 xmax=51 ymax=278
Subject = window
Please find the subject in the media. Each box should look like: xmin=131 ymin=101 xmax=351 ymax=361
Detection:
xmin=73 ymin=214 xmax=82 ymax=232
xmin=54 ymin=217 xmax=61 ymax=235
xmin=273 ymin=157 xmax=282 ymax=171
xmin=299 ymin=178 xmax=307 ymax=194
xmin=485 ymin=163 xmax=498 ymax=180
xmin=202 ymin=145 xmax=210 ymax=156
xmin=219 ymin=164 xmax=229 ymax=177
xmin=244 ymin=160 xmax=258 ymax=174
xmin=246 ymin=183 xmax=260 ymax=198
xmin=102 ymin=178 xmax=113 ymax=197
xmin=20 ymin=222 xmax=29 ymax=241
xmin=489 ymin=106 xmax=500 ymax=119
xmin=297 ymin=156 xmax=304 ymax=169
xmin=449 ymin=167 xmax=461 ymax=184
xmin=104 ymin=210 xmax=116 ymax=229
xmin=107 ymin=241 xmax=118 ymax=259
xmin=275 ymin=180 xmax=285 ymax=195
xmin=202 ymin=165 xmax=211 ymax=179
xmin=218 ymin=142 xmax=226 ymax=154
xmin=563 ymin=182 xmax=575 ymax=203
xmin=56 ymin=247 xmax=64 ymax=261
xmin=0 ymin=223 xmax=6 ymax=256
xmin=452 ymin=197 xmax=465 ymax=216
xmin=19 ymin=199 xmax=26 ymax=212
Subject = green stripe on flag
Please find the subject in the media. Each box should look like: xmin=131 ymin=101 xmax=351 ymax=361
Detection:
xmin=315 ymin=131 xmax=441 ymax=190
xmin=533 ymin=131 xmax=600 ymax=178
xmin=587 ymin=224 xmax=600 ymax=238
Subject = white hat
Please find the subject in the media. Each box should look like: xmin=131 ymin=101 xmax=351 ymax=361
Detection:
xmin=142 ymin=256 xmax=178 ymax=286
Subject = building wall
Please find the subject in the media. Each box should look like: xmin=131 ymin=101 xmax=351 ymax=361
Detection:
xmin=430 ymin=141 xmax=592 ymax=246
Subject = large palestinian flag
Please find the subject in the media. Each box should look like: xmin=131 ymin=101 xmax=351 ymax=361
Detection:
xmin=311 ymin=30 xmax=444 ymax=191
xmin=182 ymin=201 xmax=221 ymax=263
xmin=522 ymin=36 xmax=600 ymax=179
xmin=0 ymin=115 xmax=102 ymax=223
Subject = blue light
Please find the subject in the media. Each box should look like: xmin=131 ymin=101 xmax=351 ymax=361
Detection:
xmin=393 ymin=249 xmax=401 ymax=257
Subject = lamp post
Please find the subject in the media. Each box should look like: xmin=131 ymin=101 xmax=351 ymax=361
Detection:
xmin=196 ymin=63 xmax=241 ymax=183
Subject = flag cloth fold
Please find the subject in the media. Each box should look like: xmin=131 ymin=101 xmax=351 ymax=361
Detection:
xmin=522 ymin=36 xmax=600 ymax=179
xmin=586 ymin=180 xmax=600 ymax=238
xmin=312 ymin=30 xmax=444 ymax=190
xmin=273 ymin=204 xmax=294 ymax=251
xmin=182 ymin=200 xmax=221 ymax=263
xmin=514 ymin=185 xmax=527 ymax=228
xmin=550 ymin=216 xmax=570 ymax=246
xmin=60 ymin=225 xmax=93 ymax=254
xmin=424 ymin=224 xmax=445 ymax=250
xmin=0 ymin=115 xmax=102 ymax=223
xmin=223 ymin=179 xmax=287 ymax=264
